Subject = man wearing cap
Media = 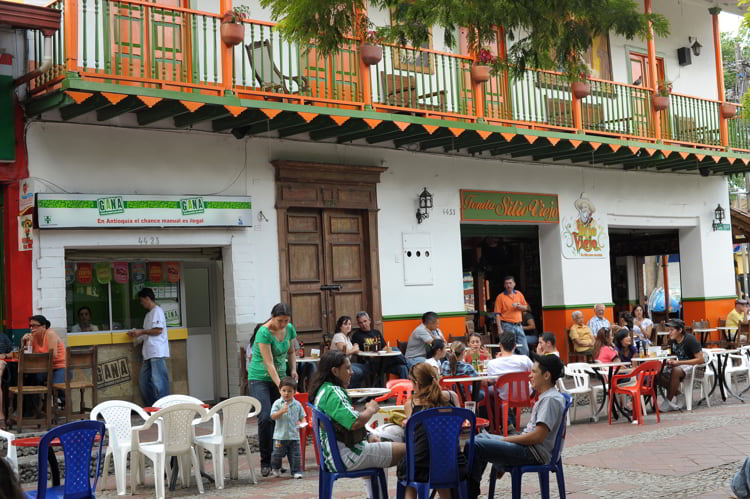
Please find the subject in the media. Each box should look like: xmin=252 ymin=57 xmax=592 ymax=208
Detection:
xmin=657 ymin=318 xmax=704 ymax=412
xmin=726 ymin=299 xmax=748 ymax=331
xmin=493 ymin=276 xmax=530 ymax=356
xmin=467 ymin=353 xmax=566 ymax=499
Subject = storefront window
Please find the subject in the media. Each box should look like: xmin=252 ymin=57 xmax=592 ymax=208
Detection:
xmin=65 ymin=260 xmax=182 ymax=332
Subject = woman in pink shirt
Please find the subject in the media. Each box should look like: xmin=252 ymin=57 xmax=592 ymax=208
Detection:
xmin=593 ymin=327 xmax=618 ymax=363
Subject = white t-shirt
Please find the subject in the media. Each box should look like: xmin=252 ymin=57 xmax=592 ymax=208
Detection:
xmin=487 ymin=354 xmax=533 ymax=399
xmin=139 ymin=305 xmax=170 ymax=360
xmin=425 ymin=357 xmax=441 ymax=372
xmin=632 ymin=318 xmax=653 ymax=341
xmin=331 ymin=332 xmax=353 ymax=353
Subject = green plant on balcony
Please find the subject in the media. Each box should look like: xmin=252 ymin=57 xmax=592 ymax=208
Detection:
xmin=653 ymin=79 xmax=671 ymax=111
xmin=221 ymin=5 xmax=251 ymax=47
xmin=260 ymin=0 xmax=669 ymax=84
xmin=471 ymin=48 xmax=494 ymax=83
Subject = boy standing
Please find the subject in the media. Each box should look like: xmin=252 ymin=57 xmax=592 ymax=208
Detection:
xmin=270 ymin=376 xmax=306 ymax=478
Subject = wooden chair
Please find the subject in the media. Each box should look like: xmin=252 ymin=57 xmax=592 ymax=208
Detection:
xmin=566 ymin=328 xmax=593 ymax=363
xmin=379 ymin=72 xmax=446 ymax=111
xmin=8 ymin=351 xmax=53 ymax=430
xmin=54 ymin=346 xmax=97 ymax=422
xmin=246 ymin=40 xmax=308 ymax=94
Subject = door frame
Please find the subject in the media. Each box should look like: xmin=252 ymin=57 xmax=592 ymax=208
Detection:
xmin=272 ymin=160 xmax=387 ymax=331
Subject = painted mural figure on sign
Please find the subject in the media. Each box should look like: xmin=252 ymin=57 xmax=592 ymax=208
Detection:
xmin=574 ymin=197 xmax=595 ymax=226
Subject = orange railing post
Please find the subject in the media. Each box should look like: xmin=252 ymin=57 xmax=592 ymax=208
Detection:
xmin=64 ymin=0 xmax=78 ymax=73
xmin=220 ymin=0 xmax=234 ymax=93
xmin=711 ymin=7 xmax=729 ymax=147
xmin=645 ymin=0 xmax=661 ymax=140
xmin=355 ymin=5 xmax=372 ymax=108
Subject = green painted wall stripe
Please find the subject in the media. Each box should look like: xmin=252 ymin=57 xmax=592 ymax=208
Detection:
xmin=542 ymin=303 xmax=615 ymax=310
xmin=37 ymin=200 xmax=251 ymax=209
xmin=681 ymin=295 xmax=737 ymax=302
xmin=383 ymin=311 xmax=470 ymax=321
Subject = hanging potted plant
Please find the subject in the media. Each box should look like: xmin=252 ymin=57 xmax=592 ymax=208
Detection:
xmin=220 ymin=6 xmax=251 ymax=47
xmin=653 ymin=80 xmax=671 ymax=111
xmin=471 ymin=48 xmax=493 ymax=83
xmin=360 ymin=30 xmax=383 ymax=66
xmin=721 ymin=102 xmax=738 ymax=119
xmin=571 ymin=71 xmax=591 ymax=99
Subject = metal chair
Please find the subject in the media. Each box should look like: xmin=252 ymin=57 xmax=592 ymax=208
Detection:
xmin=309 ymin=404 xmax=388 ymax=499
xmin=487 ymin=393 xmax=573 ymax=499
xmin=397 ymin=407 xmax=476 ymax=499
xmin=26 ymin=419 xmax=106 ymax=499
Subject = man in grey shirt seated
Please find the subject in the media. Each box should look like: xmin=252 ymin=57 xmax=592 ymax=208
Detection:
xmin=467 ymin=353 xmax=566 ymax=499
xmin=405 ymin=311 xmax=444 ymax=370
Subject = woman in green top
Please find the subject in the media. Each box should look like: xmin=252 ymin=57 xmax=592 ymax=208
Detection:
xmin=248 ymin=303 xmax=298 ymax=477
xmin=309 ymin=350 xmax=405 ymax=494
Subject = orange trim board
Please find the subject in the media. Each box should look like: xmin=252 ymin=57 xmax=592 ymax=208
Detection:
xmin=683 ymin=298 xmax=735 ymax=343
xmin=137 ymin=96 xmax=161 ymax=108
xmin=541 ymin=306 xmax=615 ymax=363
xmin=102 ymin=92 xmax=128 ymax=106
xmin=382 ymin=317 xmax=466 ymax=344
xmin=65 ymin=91 xmax=93 ymax=104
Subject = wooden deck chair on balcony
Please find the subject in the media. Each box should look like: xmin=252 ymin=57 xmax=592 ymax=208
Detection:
xmin=245 ymin=40 xmax=308 ymax=94
xmin=379 ymin=72 xmax=446 ymax=112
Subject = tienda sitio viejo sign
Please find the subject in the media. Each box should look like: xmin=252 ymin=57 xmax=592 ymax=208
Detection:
xmin=460 ymin=190 xmax=559 ymax=223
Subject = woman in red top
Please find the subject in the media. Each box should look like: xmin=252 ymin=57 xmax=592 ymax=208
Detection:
xmin=22 ymin=315 xmax=66 ymax=384
xmin=463 ymin=333 xmax=490 ymax=364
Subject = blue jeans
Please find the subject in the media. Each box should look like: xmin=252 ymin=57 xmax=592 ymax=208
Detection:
xmin=406 ymin=356 xmax=426 ymax=371
xmin=502 ymin=322 xmax=529 ymax=356
xmin=271 ymin=439 xmax=301 ymax=474
xmin=249 ymin=379 xmax=280 ymax=468
xmin=139 ymin=357 xmax=170 ymax=407
xmin=732 ymin=456 xmax=750 ymax=498
xmin=470 ymin=432 xmax=540 ymax=482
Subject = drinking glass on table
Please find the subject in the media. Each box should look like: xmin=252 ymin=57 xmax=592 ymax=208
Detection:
xmin=464 ymin=401 xmax=476 ymax=414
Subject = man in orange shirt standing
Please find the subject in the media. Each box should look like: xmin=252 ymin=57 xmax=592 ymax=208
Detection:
xmin=494 ymin=276 xmax=530 ymax=356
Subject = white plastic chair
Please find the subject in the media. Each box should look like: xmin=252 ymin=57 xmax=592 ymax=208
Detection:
xmin=0 ymin=428 xmax=18 ymax=473
xmin=682 ymin=349 xmax=714 ymax=411
xmin=556 ymin=363 xmax=601 ymax=424
xmin=131 ymin=403 xmax=208 ymax=499
xmin=725 ymin=347 xmax=750 ymax=393
xmin=90 ymin=400 xmax=150 ymax=495
xmin=193 ymin=396 xmax=261 ymax=489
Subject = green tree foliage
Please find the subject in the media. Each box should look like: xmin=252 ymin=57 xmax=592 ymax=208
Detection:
xmin=722 ymin=29 xmax=750 ymax=98
xmin=260 ymin=0 xmax=669 ymax=80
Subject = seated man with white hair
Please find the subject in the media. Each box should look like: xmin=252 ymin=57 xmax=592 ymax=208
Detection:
xmin=587 ymin=304 xmax=611 ymax=336
xmin=569 ymin=310 xmax=594 ymax=355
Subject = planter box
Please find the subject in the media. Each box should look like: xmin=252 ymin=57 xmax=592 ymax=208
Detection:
xmin=471 ymin=65 xmax=490 ymax=83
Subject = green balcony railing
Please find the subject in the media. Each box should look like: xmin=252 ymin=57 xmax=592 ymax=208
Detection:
xmin=581 ymin=79 xmax=655 ymax=139
xmin=667 ymin=93 xmax=721 ymax=146
xmin=729 ymin=105 xmax=750 ymax=151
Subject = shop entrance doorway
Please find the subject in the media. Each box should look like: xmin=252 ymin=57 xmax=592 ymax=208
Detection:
xmin=609 ymin=228 xmax=681 ymax=321
xmin=461 ymin=224 xmax=542 ymax=337
xmin=183 ymin=261 xmax=226 ymax=402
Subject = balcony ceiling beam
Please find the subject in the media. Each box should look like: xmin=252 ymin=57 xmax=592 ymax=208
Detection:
xmin=59 ymin=94 xmax=111 ymax=121
xmin=395 ymin=130 xmax=452 ymax=149
xmin=174 ymin=105 xmax=229 ymax=128
xmin=277 ymin=116 xmax=333 ymax=138
xmin=136 ymin=100 xmax=187 ymax=126
xmin=466 ymin=138 xmax=517 ymax=154
xmin=366 ymin=124 xmax=423 ymax=144
xmin=420 ymin=134 xmax=460 ymax=150
xmin=529 ymin=144 xmax=576 ymax=161
xmin=490 ymin=143 xmax=539 ymax=156
xmin=243 ymin=113 xmax=302 ymax=136
xmin=336 ymin=122 xmax=396 ymax=143
xmin=96 ymin=96 xmax=145 ymax=122
xmin=212 ymin=109 xmax=267 ymax=132
xmin=309 ymin=119 xmax=370 ymax=141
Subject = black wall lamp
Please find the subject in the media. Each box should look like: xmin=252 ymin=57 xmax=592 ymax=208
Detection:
xmin=712 ymin=203 xmax=725 ymax=231
xmin=416 ymin=187 xmax=433 ymax=223
xmin=689 ymin=37 xmax=702 ymax=56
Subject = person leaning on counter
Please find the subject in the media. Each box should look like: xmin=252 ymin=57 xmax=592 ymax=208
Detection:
xmin=127 ymin=287 xmax=170 ymax=407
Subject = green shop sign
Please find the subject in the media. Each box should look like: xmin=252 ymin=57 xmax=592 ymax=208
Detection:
xmin=460 ymin=190 xmax=559 ymax=223
xmin=37 ymin=193 xmax=252 ymax=228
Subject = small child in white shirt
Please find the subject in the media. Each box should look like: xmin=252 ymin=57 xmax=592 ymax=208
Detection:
xmin=270 ymin=376 xmax=307 ymax=478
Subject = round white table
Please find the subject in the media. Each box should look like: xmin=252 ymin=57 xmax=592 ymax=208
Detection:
xmin=347 ymin=387 xmax=390 ymax=398
xmin=357 ymin=350 xmax=403 ymax=358
xmin=693 ymin=328 xmax=718 ymax=346
xmin=296 ymin=357 xmax=320 ymax=363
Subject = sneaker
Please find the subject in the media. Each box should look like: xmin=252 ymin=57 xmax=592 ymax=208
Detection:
xmin=261 ymin=466 xmax=271 ymax=477
xmin=270 ymin=469 xmax=281 ymax=478
xmin=293 ymin=473 xmax=303 ymax=479
xmin=280 ymin=466 xmax=288 ymax=474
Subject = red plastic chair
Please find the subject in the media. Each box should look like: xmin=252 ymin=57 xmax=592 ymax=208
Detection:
xmin=440 ymin=376 xmax=493 ymax=425
xmin=294 ymin=392 xmax=319 ymax=470
xmin=608 ymin=360 xmax=661 ymax=426
xmin=493 ymin=372 xmax=534 ymax=436
xmin=374 ymin=379 xmax=414 ymax=404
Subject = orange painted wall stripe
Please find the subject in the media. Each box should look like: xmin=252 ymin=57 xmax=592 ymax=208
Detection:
xmin=542 ymin=306 xmax=615 ymax=363
xmin=383 ymin=317 xmax=467 ymax=344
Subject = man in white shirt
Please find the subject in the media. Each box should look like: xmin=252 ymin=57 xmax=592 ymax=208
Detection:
xmin=488 ymin=331 xmax=534 ymax=379
xmin=587 ymin=303 xmax=610 ymax=336
xmin=127 ymin=287 xmax=170 ymax=406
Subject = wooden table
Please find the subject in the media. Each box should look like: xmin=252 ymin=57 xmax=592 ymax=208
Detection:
xmin=693 ymin=328 xmax=718 ymax=346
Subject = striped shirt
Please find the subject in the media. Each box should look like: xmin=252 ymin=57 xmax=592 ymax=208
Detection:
xmin=313 ymin=382 xmax=366 ymax=472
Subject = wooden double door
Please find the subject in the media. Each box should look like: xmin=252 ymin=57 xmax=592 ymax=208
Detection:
xmin=284 ymin=209 xmax=370 ymax=345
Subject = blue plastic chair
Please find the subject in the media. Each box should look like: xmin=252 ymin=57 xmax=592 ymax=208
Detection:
xmin=487 ymin=393 xmax=573 ymax=499
xmin=309 ymin=404 xmax=388 ymax=499
xmin=26 ymin=419 xmax=106 ymax=499
xmin=397 ymin=406 xmax=476 ymax=499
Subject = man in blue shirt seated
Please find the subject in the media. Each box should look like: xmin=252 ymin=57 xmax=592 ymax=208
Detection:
xmin=468 ymin=353 xmax=566 ymax=498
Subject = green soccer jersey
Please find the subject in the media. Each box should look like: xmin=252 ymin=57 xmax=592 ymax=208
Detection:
xmin=313 ymin=381 xmax=366 ymax=472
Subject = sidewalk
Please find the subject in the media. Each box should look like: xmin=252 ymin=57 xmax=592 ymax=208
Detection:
xmin=91 ymin=397 xmax=749 ymax=498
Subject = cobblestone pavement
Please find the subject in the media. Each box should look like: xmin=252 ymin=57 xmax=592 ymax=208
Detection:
xmin=45 ymin=394 xmax=750 ymax=498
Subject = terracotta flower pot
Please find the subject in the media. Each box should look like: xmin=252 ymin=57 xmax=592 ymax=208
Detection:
xmin=721 ymin=103 xmax=737 ymax=119
xmin=571 ymin=81 xmax=590 ymax=99
xmin=360 ymin=44 xmax=382 ymax=66
xmin=220 ymin=22 xmax=245 ymax=47
xmin=471 ymin=65 xmax=490 ymax=83
xmin=652 ymin=95 xmax=669 ymax=111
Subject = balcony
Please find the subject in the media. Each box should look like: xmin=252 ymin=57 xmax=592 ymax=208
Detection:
xmin=25 ymin=0 xmax=750 ymax=174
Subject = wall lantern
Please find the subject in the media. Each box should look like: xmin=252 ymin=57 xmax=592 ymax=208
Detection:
xmin=712 ymin=203 xmax=725 ymax=231
xmin=416 ymin=187 xmax=433 ymax=224
xmin=689 ymin=37 xmax=702 ymax=56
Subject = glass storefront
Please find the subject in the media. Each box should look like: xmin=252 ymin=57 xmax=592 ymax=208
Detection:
xmin=65 ymin=260 xmax=182 ymax=332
